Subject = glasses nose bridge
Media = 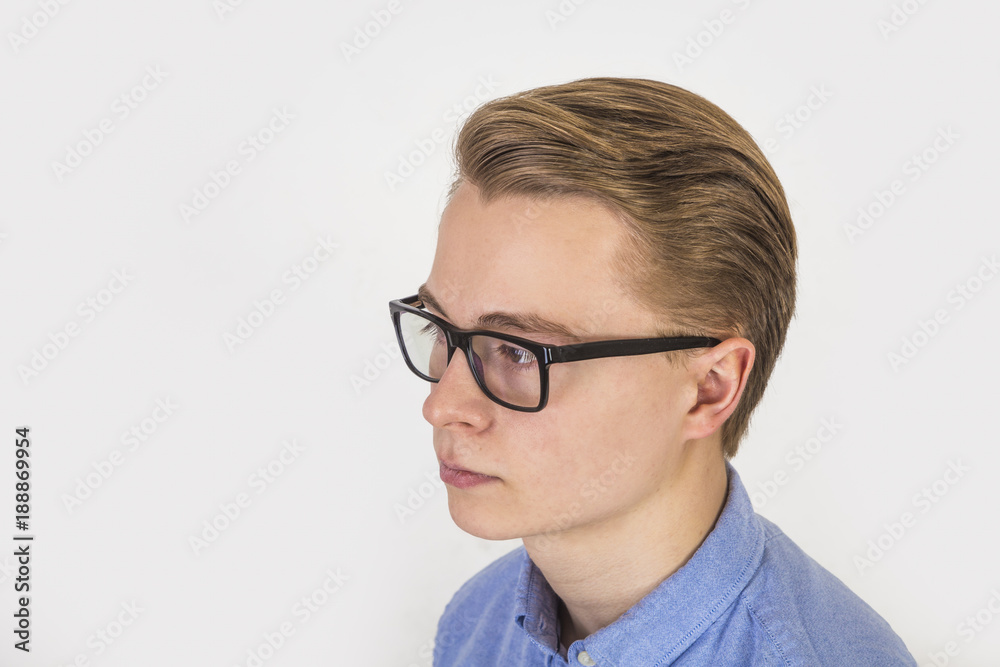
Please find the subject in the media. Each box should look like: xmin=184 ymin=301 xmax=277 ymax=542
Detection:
xmin=437 ymin=329 xmax=489 ymax=403
xmin=442 ymin=328 xmax=470 ymax=366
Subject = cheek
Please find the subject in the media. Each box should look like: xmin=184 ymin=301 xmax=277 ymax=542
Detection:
xmin=494 ymin=408 xmax=601 ymax=523
xmin=500 ymin=382 xmax=643 ymax=488
xmin=503 ymin=413 xmax=657 ymax=532
xmin=505 ymin=362 xmax=683 ymax=503
xmin=549 ymin=357 xmax=685 ymax=438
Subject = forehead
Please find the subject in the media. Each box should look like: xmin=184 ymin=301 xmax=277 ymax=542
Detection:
xmin=425 ymin=183 xmax=646 ymax=335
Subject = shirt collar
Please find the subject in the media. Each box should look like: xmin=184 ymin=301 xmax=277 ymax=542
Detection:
xmin=514 ymin=461 xmax=765 ymax=665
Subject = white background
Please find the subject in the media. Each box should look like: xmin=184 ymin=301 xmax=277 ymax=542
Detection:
xmin=1 ymin=0 xmax=998 ymax=665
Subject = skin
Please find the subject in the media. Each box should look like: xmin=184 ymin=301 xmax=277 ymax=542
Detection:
xmin=421 ymin=181 xmax=755 ymax=647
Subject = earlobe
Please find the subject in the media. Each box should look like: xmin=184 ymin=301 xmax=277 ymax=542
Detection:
xmin=687 ymin=339 xmax=755 ymax=440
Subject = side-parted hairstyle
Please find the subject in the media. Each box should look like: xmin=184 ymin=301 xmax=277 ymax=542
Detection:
xmin=449 ymin=77 xmax=797 ymax=458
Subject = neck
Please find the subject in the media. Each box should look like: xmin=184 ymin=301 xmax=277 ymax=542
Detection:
xmin=524 ymin=443 xmax=729 ymax=647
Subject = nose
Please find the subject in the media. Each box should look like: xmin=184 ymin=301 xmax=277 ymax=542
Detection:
xmin=422 ymin=346 xmax=493 ymax=431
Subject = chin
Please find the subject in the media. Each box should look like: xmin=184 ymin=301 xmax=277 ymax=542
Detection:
xmin=446 ymin=491 xmax=525 ymax=541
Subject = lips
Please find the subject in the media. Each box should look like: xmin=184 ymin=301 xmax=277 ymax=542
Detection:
xmin=439 ymin=459 xmax=499 ymax=489
xmin=439 ymin=458 xmax=487 ymax=475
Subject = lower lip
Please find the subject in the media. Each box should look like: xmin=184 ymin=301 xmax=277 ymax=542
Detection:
xmin=439 ymin=462 xmax=499 ymax=489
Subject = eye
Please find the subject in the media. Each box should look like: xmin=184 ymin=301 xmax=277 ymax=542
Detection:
xmin=497 ymin=343 xmax=536 ymax=367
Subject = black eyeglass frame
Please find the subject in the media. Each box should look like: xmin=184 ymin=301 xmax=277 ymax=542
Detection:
xmin=389 ymin=294 xmax=723 ymax=412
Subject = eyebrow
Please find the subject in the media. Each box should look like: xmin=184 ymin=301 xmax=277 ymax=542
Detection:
xmin=417 ymin=284 xmax=583 ymax=341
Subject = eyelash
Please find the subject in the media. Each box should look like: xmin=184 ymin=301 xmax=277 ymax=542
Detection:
xmin=420 ymin=321 xmax=538 ymax=370
xmin=495 ymin=343 xmax=537 ymax=368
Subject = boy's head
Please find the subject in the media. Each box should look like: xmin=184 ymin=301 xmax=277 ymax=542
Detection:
xmin=446 ymin=77 xmax=797 ymax=459
xmin=399 ymin=77 xmax=796 ymax=541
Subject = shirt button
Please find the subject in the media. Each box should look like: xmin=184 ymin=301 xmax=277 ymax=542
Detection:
xmin=577 ymin=651 xmax=596 ymax=666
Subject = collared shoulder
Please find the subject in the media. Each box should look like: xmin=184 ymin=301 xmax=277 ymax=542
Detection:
xmin=728 ymin=516 xmax=917 ymax=667
xmin=434 ymin=546 xmax=551 ymax=667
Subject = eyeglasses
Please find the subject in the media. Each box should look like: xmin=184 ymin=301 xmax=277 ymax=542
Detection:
xmin=389 ymin=294 xmax=721 ymax=412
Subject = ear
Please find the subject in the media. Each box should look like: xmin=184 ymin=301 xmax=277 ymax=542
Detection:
xmin=683 ymin=337 xmax=755 ymax=442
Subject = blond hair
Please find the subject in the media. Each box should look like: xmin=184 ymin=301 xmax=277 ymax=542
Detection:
xmin=450 ymin=77 xmax=797 ymax=458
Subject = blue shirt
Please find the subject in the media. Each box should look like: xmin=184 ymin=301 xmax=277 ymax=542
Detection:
xmin=434 ymin=462 xmax=916 ymax=666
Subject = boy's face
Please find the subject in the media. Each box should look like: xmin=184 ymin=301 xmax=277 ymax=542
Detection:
xmin=421 ymin=182 xmax=702 ymax=543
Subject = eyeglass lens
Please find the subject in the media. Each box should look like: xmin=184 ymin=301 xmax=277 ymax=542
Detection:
xmin=397 ymin=311 xmax=541 ymax=408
